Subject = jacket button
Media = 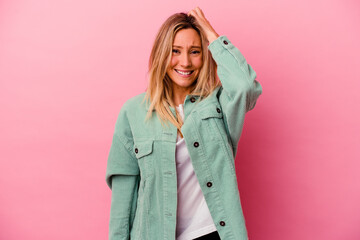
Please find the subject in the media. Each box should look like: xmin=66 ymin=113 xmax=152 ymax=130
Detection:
xmin=220 ymin=221 xmax=226 ymax=226
xmin=193 ymin=142 xmax=199 ymax=147
xmin=135 ymin=148 xmax=138 ymax=154
xmin=207 ymin=182 xmax=212 ymax=187
xmin=216 ymin=107 xmax=221 ymax=113
xmin=223 ymin=40 xmax=228 ymax=45
xmin=190 ymin=97 xmax=196 ymax=103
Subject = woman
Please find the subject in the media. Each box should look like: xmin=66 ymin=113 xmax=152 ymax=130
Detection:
xmin=106 ymin=7 xmax=262 ymax=240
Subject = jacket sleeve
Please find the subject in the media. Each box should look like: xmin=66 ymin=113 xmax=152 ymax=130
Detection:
xmin=208 ymin=35 xmax=263 ymax=157
xmin=106 ymin=102 xmax=140 ymax=240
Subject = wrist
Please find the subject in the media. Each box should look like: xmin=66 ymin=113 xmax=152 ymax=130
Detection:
xmin=207 ymin=32 xmax=220 ymax=45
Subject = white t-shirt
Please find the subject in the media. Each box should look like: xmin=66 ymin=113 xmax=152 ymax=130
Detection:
xmin=175 ymin=104 xmax=217 ymax=240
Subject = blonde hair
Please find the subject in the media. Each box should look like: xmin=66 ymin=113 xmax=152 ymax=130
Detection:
xmin=142 ymin=12 xmax=221 ymax=138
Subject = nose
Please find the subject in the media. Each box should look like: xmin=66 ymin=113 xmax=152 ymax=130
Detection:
xmin=180 ymin=53 xmax=192 ymax=67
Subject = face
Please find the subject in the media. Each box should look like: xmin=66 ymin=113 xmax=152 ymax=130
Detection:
xmin=166 ymin=28 xmax=203 ymax=95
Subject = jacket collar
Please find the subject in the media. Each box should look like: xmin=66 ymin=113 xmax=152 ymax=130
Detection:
xmin=145 ymin=94 xmax=201 ymax=113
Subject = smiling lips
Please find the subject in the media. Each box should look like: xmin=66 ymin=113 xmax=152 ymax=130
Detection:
xmin=175 ymin=69 xmax=194 ymax=77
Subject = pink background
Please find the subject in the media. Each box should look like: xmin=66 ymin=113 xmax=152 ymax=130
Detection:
xmin=1 ymin=0 xmax=359 ymax=239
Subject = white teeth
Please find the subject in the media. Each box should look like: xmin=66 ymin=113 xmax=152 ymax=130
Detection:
xmin=176 ymin=69 xmax=193 ymax=75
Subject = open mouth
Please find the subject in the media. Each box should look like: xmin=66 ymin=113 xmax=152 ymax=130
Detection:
xmin=175 ymin=69 xmax=194 ymax=76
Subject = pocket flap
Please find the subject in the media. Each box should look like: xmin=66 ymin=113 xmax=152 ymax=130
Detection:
xmin=199 ymin=105 xmax=223 ymax=119
xmin=134 ymin=140 xmax=154 ymax=159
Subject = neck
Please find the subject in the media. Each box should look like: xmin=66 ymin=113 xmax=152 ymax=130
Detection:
xmin=172 ymin=86 xmax=194 ymax=106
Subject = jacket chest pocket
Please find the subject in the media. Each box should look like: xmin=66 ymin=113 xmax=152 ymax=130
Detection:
xmin=199 ymin=105 xmax=237 ymax=177
xmin=199 ymin=104 xmax=227 ymax=142
xmin=134 ymin=140 xmax=154 ymax=178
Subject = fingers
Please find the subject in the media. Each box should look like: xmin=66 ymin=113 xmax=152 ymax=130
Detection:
xmin=188 ymin=7 xmax=208 ymax=26
xmin=195 ymin=7 xmax=204 ymax=18
xmin=188 ymin=6 xmax=204 ymax=18
xmin=187 ymin=6 xmax=219 ymax=44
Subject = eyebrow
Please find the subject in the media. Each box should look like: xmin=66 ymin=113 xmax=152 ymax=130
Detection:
xmin=173 ymin=45 xmax=201 ymax=49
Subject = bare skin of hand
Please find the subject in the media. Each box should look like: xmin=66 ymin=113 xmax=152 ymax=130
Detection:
xmin=187 ymin=7 xmax=220 ymax=45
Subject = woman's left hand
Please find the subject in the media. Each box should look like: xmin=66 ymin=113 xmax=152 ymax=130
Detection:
xmin=187 ymin=7 xmax=219 ymax=45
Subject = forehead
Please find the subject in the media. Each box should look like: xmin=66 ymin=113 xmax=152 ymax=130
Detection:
xmin=173 ymin=28 xmax=201 ymax=47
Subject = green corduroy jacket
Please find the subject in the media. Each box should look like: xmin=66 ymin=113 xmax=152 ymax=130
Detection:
xmin=105 ymin=35 xmax=263 ymax=240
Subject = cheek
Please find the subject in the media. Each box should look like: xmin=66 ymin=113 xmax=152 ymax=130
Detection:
xmin=194 ymin=57 xmax=203 ymax=69
xmin=170 ymin=56 xmax=178 ymax=68
xmin=194 ymin=59 xmax=202 ymax=68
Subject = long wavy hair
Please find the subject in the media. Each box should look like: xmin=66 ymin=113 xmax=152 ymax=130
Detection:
xmin=142 ymin=12 xmax=221 ymax=138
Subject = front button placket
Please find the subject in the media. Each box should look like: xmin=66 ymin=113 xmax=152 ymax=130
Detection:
xmin=181 ymin=101 xmax=234 ymax=239
xmin=182 ymin=95 xmax=199 ymax=122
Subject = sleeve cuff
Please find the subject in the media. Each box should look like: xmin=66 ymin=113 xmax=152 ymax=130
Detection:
xmin=207 ymin=35 xmax=248 ymax=70
xmin=208 ymin=35 xmax=231 ymax=55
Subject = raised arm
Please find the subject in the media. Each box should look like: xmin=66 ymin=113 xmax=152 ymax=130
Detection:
xmin=189 ymin=7 xmax=263 ymax=157
xmin=208 ymin=35 xmax=262 ymax=156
